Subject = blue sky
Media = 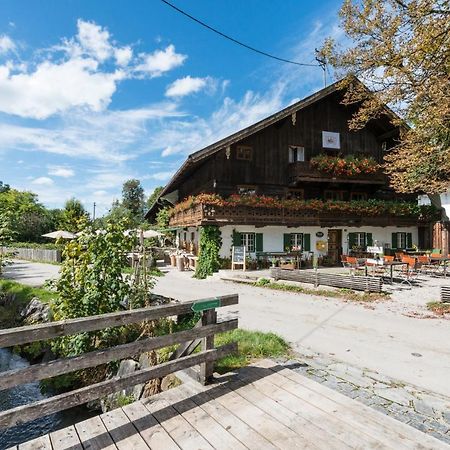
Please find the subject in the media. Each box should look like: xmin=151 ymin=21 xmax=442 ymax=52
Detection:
xmin=0 ymin=0 xmax=344 ymax=216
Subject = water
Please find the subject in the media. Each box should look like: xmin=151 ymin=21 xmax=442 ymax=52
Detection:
xmin=0 ymin=348 xmax=94 ymax=449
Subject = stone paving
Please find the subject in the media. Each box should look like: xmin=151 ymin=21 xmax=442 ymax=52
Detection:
xmin=280 ymin=349 xmax=450 ymax=444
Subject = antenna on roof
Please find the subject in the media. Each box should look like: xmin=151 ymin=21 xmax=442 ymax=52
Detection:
xmin=315 ymin=49 xmax=327 ymax=87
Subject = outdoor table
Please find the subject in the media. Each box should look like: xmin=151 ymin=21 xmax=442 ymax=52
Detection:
xmin=365 ymin=260 xmax=409 ymax=283
xmin=429 ymin=257 xmax=450 ymax=277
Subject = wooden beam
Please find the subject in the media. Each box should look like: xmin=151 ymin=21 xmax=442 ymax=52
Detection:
xmin=0 ymin=294 xmax=239 ymax=348
xmin=0 ymin=343 xmax=237 ymax=429
xmin=0 ymin=319 xmax=238 ymax=390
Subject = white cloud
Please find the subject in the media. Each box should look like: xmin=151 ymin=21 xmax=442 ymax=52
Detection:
xmin=165 ymin=76 xmax=214 ymax=98
xmin=48 ymin=166 xmax=75 ymax=177
xmin=0 ymin=58 xmax=124 ymax=119
xmin=32 ymin=176 xmax=54 ymax=186
xmin=135 ymin=45 xmax=186 ymax=77
xmin=0 ymin=35 xmax=15 ymax=54
xmin=115 ymin=46 xmax=132 ymax=66
xmin=76 ymin=19 xmax=112 ymax=62
xmin=0 ymin=103 xmax=183 ymax=162
xmin=148 ymin=171 xmax=174 ymax=181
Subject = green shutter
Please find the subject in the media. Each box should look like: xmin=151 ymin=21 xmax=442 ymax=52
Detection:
xmin=348 ymin=233 xmax=357 ymax=249
xmin=255 ymin=233 xmax=263 ymax=252
xmin=232 ymin=230 xmax=242 ymax=246
xmin=391 ymin=233 xmax=397 ymax=249
xmin=406 ymin=232 xmax=412 ymax=249
xmin=366 ymin=233 xmax=373 ymax=247
xmin=303 ymin=233 xmax=311 ymax=251
xmin=283 ymin=233 xmax=291 ymax=252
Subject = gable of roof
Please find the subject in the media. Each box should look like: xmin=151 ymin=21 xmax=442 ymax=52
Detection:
xmin=146 ymin=77 xmax=404 ymax=219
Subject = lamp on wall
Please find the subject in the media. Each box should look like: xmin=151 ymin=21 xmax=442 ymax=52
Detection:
xmin=225 ymin=146 xmax=231 ymax=159
xmin=291 ymin=111 xmax=297 ymax=126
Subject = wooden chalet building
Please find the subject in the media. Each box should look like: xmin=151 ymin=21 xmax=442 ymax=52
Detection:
xmin=147 ymin=78 xmax=436 ymax=265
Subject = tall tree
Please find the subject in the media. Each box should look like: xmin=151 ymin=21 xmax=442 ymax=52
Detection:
xmin=320 ymin=0 xmax=450 ymax=193
xmin=147 ymin=186 xmax=163 ymax=209
xmin=122 ymin=179 xmax=144 ymax=218
xmin=60 ymin=198 xmax=88 ymax=232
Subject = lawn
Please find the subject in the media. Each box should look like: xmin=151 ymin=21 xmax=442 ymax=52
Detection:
xmin=427 ymin=301 xmax=450 ymax=316
xmin=214 ymin=328 xmax=290 ymax=373
xmin=0 ymin=279 xmax=56 ymax=328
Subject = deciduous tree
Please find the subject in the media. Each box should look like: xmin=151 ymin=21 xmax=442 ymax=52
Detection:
xmin=320 ymin=0 xmax=450 ymax=193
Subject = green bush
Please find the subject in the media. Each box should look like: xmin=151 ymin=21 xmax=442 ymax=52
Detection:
xmin=194 ymin=226 xmax=222 ymax=279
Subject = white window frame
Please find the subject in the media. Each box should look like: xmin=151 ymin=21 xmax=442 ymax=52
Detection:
xmin=355 ymin=232 xmax=366 ymax=247
xmin=289 ymin=145 xmax=305 ymax=162
xmin=290 ymin=233 xmax=303 ymax=250
xmin=396 ymin=232 xmax=407 ymax=249
xmin=241 ymin=232 xmax=255 ymax=253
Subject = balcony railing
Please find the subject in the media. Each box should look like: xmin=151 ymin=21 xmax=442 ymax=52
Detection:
xmin=169 ymin=202 xmax=425 ymax=228
xmin=288 ymin=162 xmax=386 ymax=184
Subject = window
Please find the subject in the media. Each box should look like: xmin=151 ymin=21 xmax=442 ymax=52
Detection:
xmin=237 ymin=185 xmax=257 ymax=196
xmin=288 ymin=145 xmax=305 ymax=162
xmin=236 ymin=145 xmax=253 ymax=161
xmin=354 ymin=232 xmax=366 ymax=247
xmin=350 ymin=192 xmax=367 ymax=201
xmin=286 ymin=188 xmax=304 ymax=200
xmin=322 ymin=131 xmax=340 ymax=149
xmin=290 ymin=233 xmax=303 ymax=250
xmin=325 ymin=190 xmax=345 ymax=201
xmin=396 ymin=232 xmax=407 ymax=249
xmin=241 ymin=233 xmax=255 ymax=253
xmin=191 ymin=232 xmax=195 ymax=242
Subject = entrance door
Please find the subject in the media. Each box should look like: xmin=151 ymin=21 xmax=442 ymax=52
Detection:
xmin=327 ymin=229 xmax=342 ymax=265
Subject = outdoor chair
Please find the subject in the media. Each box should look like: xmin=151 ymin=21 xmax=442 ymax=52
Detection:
xmin=397 ymin=256 xmax=420 ymax=285
xmin=395 ymin=252 xmax=404 ymax=261
xmin=346 ymin=256 xmax=364 ymax=275
xmin=383 ymin=255 xmax=394 ymax=262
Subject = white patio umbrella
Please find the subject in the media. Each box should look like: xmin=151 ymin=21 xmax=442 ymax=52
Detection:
xmin=42 ymin=230 xmax=76 ymax=239
xmin=124 ymin=229 xmax=163 ymax=238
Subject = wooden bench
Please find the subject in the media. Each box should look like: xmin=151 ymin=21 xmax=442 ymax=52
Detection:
xmin=0 ymin=294 xmax=239 ymax=430
xmin=441 ymin=286 xmax=450 ymax=303
xmin=270 ymin=268 xmax=383 ymax=293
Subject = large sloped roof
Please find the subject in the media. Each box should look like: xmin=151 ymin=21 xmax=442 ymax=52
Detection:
xmin=146 ymin=77 xmax=403 ymax=219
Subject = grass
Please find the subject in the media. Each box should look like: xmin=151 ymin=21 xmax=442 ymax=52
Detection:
xmin=214 ymin=328 xmax=290 ymax=374
xmin=0 ymin=279 xmax=57 ymax=328
xmin=253 ymin=278 xmax=388 ymax=302
xmin=427 ymin=301 xmax=450 ymax=315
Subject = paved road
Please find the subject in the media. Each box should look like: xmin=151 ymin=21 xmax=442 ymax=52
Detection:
xmin=153 ymin=269 xmax=450 ymax=399
xmin=2 ymin=259 xmax=60 ymax=287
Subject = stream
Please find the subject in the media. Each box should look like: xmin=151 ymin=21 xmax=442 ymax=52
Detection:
xmin=0 ymin=348 xmax=94 ymax=449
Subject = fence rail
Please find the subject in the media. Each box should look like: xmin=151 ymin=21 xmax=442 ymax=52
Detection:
xmin=0 ymin=294 xmax=239 ymax=429
xmin=270 ymin=268 xmax=383 ymax=293
xmin=0 ymin=246 xmax=61 ymax=263
xmin=441 ymin=286 xmax=450 ymax=303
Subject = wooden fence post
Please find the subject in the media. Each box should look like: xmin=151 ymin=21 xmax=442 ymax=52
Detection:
xmin=200 ymin=308 xmax=217 ymax=384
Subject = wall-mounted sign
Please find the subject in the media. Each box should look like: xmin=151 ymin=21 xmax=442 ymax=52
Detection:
xmin=367 ymin=246 xmax=384 ymax=254
xmin=232 ymin=246 xmax=246 ymax=270
xmin=322 ymin=131 xmax=340 ymax=149
xmin=316 ymin=231 xmax=324 ymax=238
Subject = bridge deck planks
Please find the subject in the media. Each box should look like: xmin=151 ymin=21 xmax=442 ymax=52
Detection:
xmin=16 ymin=360 xmax=449 ymax=450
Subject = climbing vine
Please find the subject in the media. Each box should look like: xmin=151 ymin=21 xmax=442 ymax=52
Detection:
xmin=194 ymin=226 xmax=222 ymax=279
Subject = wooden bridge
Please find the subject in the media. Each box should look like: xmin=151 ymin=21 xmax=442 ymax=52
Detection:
xmin=1 ymin=295 xmax=448 ymax=449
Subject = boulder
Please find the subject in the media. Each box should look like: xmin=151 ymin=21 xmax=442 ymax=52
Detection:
xmin=101 ymin=359 xmax=140 ymax=413
xmin=21 ymin=298 xmax=51 ymax=323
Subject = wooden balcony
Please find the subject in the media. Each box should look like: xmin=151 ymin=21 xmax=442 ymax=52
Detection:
xmin=288 ymin=162 xmax=386 ymax=185
xmin=169 ymin=203 xmax=423 ymax=228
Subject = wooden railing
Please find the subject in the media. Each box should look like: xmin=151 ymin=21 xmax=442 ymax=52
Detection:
xmin=270 ymin=268 xmax=383 ymax=293
xmin=287 ymin=161 xmax=386 ymax=184
xmin=0 ymin=294 xmax=239 ymax=429
xmin=169 ymin=203 xmax=421 ymax=228
xmin=441 ymin=286 xmax=450 ymax=303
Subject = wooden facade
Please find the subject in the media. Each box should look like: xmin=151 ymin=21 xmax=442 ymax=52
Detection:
xmin=146 ymin=78 xmax=433 ymax=263
xmin=170 ymin=89 xmax=401 ymax=203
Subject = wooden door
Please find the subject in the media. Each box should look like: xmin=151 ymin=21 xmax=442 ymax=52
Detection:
xmin=327 ymin=229 xmax=342 ymax=265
